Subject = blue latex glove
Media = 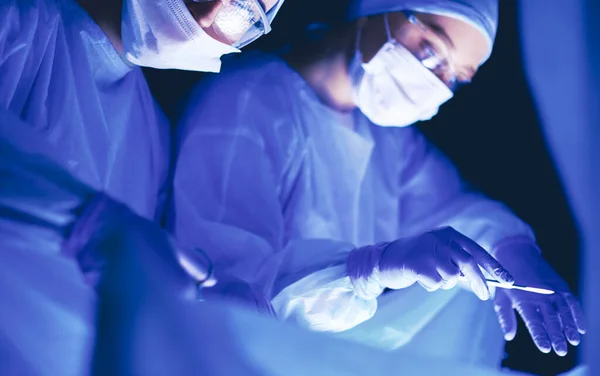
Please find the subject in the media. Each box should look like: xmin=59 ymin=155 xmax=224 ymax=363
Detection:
xmin=348 ymin=226 xmax=515 ymax=301
xmin=64 ymin=193 xmax=216 ymax=295
xmin=66 ymin=193 xmax=268 ymax=314
xmin=492 ymin=238 xmax=586 ymax=356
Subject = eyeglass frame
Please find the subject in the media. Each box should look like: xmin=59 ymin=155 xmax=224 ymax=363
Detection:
xmin=192 ymin=0 xmax=279 ymax=48
xmin=400 ymin=10 xmax=470 ymax=91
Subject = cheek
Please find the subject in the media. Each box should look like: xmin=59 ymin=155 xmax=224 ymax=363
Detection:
xmin=454 ymin=45 xmax=490 ymax=69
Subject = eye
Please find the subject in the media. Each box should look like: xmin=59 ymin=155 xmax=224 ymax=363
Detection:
xmin=421 ymin=41 xmax=437 ymax=58
xmin=419 ymin=41 xmax=445 ymax=70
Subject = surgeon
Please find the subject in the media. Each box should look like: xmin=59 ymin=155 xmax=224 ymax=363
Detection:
xmin=169 ymin=0 xmax=585 ymax=366
xmin=0 ymin=0 xmax=283 ymax=374
xmin=1 ymin=0 xmax=283 ymax=222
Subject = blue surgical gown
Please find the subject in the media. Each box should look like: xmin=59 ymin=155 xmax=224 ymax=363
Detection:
xmin=0 ymin=0 xmax=169 ymax=220
xmin=169 ymin=54 xmax=534 ymax=366
xmin=0 ymin=116 xmax=97 ymax=375
xmin=0 ymin=0 xmax=169 ymax=374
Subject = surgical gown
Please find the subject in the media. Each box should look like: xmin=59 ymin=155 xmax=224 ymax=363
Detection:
xmin=169 ymin=54 xmax=534 ymax=366
xmin=0 ymin=111 xmax=97 ymax=375
xmin=0 ymin=0 xmax=169 ymax=220
xmin=1 ymin=0 xmax=168 ymax=374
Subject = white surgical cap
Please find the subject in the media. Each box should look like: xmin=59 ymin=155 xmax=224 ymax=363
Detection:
xmin=348 ymin=0 xmax=499 ymax=53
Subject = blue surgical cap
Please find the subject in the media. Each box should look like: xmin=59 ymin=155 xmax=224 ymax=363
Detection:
xmin=348 ymin=0 xmax=499 ymax=53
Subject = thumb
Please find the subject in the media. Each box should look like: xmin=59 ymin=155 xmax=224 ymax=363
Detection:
xmin=494 ymin=290 xmax=517 ymax=341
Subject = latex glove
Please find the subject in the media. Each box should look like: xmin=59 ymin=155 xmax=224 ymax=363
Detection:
xmin=347 ymin=226 xmax=515 ymax=301
xmin=64 ymin=193 xmax=216 ymax=295
xmin=1 ymin=131 xmax=216 ymax=296
xmin=492 ymin=238 xmax=586 ymax=356
xmin=203 ymin=275 xmax=277 ymax=317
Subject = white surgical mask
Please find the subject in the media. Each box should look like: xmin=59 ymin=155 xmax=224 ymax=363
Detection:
xmin=349 ymin=14 xmax=453 ymax=127
xmin=121 ymin=0 xmax=240 ymax=72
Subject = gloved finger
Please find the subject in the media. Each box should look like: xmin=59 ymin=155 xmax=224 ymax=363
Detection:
xmin=250 ymin=290 xmax=277 ymax=318
xmin=494 ymin=290 xmax=517 ymax=341
xmin=450 ymin=244 xmax=489 ymax=300
xmin=437 ymin=260 xmax=460 ymax=290
xmin=540 ymin=302 xmax=568 ymax=356
xmin=442 ymin=227 xmax=514 ymax=285
xmin=515 ymin=302 xmax=552 ymax=353
xmin=243 ymin=286 xmax=277 ymax=318
xmin=256 ymin=297 xmax=277 ymax=317
xmin=416 ymin=273 xmax=444 ymax=292
xmin=555 ymin=297 xmax=581 ymax=346
xmin=263 ymin=301 xmax=278 ymax=318
xmin=564 ymin=293 xmax=586 ymax=334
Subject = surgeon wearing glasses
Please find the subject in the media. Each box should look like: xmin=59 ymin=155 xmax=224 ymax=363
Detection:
xmin=169 ymin=0 xmax=585 ymax=367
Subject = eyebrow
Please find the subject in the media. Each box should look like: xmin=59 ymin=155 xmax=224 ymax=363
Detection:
xmin=423 ymin=20 xmax=456 ymax=50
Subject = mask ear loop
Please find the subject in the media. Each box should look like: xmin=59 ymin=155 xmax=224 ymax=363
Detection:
xmin=354 ymin=13 xmax=393 ymax=63
xmin=383 ymin=13 xmax=395 ymax=44
xmin=354 ymin=22 xmax=365 ymax=63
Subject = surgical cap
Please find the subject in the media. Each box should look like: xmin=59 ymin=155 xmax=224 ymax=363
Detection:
xmin=348 ymin=0 xmax=499 ymax=52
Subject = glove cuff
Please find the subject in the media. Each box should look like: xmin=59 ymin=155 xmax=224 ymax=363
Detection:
xmin=346 ymin=242 xmax=390 ymax=300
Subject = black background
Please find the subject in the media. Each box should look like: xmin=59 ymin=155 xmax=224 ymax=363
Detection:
xmin=144 ymin=1 xmax=581 ymax=374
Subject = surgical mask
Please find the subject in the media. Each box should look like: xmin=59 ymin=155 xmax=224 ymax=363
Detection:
xmin=349 ymin=14 xmax=453 ymax=127
xmin=121 ymin=0 xmax=240 ymax=72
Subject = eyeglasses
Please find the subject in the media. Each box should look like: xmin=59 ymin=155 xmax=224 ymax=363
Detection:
xmin=402 ymin=11 xmax=470 ymax=91
xmin=193 ymin=0 xmax=283 ymax=48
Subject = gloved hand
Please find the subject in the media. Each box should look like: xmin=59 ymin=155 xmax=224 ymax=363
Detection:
xmin=202 ymin=275 xmax=277 ymax=317
xmin=492 ymin=238 xmax=586 ymax=356
xmin=0 ymin=131 xmax=217 ymax=297
xmin=64 ymin=193 xmax=216 ymax=295
xmin=347 ymin=226 xmax=515 ymax=301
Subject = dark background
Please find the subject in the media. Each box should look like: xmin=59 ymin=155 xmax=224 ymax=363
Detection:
xmin=144 ymin=1 xmax=581 ymax=374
